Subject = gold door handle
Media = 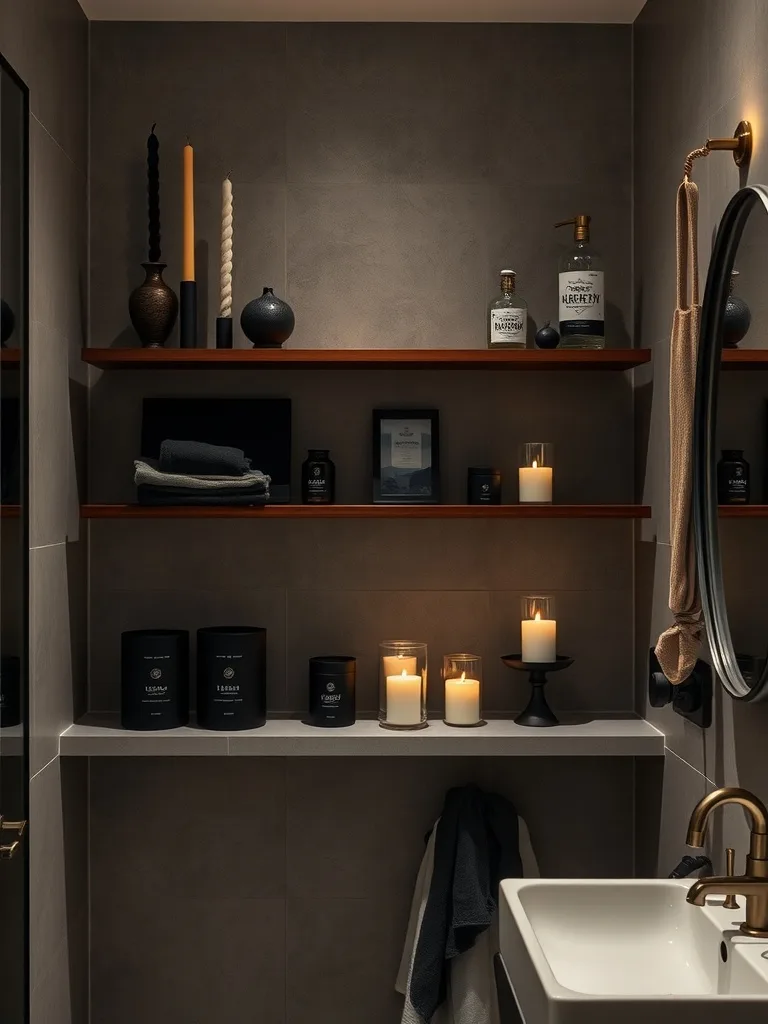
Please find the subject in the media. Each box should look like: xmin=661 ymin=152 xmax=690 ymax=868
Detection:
xmin=0 ymin=818 xmax=27 ymax=859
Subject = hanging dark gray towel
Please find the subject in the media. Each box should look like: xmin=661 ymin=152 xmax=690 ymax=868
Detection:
xmin=408 ymin=785 xmax=522 ymax=1023
xmin=158 ymin=439 xmax=251 ymax=476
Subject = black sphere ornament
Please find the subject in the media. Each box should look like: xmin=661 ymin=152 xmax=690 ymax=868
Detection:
xmin=722 ymin=270 xmax=752 ymax=349
xmin=535 ymin=321 xmax=560 ymax=349
xmin=0 ymin=299 xmax=15 ymax=347
xmin=240 ymin=287 xmax=295 ymax=349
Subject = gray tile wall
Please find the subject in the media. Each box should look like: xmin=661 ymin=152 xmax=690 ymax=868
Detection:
xmin=0 ymin=0 xmax=89 ymax=1020
xmin=634 ymin=0 xmax=768 ymax=873
xmin=86 ymin=20 xmax=639 ymax=1024
xmin=90 ymin=755 xmax=635 ymax=1024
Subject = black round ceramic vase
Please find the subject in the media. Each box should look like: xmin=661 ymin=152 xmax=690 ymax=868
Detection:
xmin=0 ymin=299 xmax=15 ymax=347
xmin=722 ymin=271 xmax=752 ymax=349
xmin=240 ymin=287 xmax=295 ymax=348
xmin=128 ymin=262 xmax=179 ymax=348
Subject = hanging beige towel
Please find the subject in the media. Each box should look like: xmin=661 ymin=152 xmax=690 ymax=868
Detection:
xmin=654 ymin=176 xmax=704 ymax=683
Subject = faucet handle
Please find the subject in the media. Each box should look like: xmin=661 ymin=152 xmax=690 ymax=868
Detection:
xmin=724 ymin=848 xmax=739 ymax=910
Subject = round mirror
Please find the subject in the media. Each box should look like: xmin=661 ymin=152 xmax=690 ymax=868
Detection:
xmin=694 ymin=184 xmax=768 ymax=700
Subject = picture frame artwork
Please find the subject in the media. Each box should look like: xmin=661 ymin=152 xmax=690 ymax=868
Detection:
xmin=373 ymin=409 xmax=440 ymax=504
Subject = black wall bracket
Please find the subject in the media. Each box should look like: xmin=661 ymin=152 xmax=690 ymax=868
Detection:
xmin=648 ymin=649 xmax=712 ymax=729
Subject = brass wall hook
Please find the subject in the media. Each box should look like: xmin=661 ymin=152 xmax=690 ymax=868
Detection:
xmin=684 ymin=120 xmax=753 ymax=178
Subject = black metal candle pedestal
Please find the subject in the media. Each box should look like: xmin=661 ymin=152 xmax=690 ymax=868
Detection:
xmin=501 ymin=654 xmax=574 ymax=727
xmin=216 ymin=316 xmax=233 ymax=349
xmin=180 ymin=281 xmax=197 ymax=348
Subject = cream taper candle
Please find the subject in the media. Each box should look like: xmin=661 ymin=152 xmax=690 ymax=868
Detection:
xmin=220 ymin=176 xmax=233 ymax=318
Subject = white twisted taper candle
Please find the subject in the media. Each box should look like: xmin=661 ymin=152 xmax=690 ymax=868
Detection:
xmin=220 ymin=176 xmax=233 ymax=318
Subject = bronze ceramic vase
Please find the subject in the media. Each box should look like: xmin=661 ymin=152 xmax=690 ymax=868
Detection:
xmin=128 ymin=262 xmax=179 ymax=347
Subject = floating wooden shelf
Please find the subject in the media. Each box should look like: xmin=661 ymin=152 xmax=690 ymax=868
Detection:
xmin=0 ymin=349 xmax=20 ymax=366
xmin=81 ymin=503 xmax=651 ymax=520
xmin=1 ymin=505 xmax=20 ymax=518
xmin=59 ymin=714 xmax=664 ymax=758
xmin=722 ymin=349 xmax=768 ymax=368
xmin=81 ymin=347 xmax=651 ymax=371
xmin=720 ymin=505 xmax=768 ymax=516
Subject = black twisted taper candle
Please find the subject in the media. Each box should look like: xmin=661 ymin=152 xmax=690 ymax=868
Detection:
xmin=147 ymin=123 xmax=161 ymax=263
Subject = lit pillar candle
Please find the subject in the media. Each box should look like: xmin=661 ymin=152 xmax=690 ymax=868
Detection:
xmin=521 ymin=611 xmax=557 ymax=663
xmin=445 ymin=672 xmax=480 ymax=725
xmin=519 ymin=459 xmax=553 ymax=503
xmin=383 ymin=654 xmax=417 ymax=678
xmin=386 ymin=669 xmax=422 ymax=726
xmin=182 ymin=140 xmax=195 ymax=281
xmin=220 ymin=176 xmax=233 ymax=318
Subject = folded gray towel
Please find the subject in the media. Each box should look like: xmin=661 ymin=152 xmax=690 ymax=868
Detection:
xmin=134 ymin=460 xmax=270 ymax=492
xmin=137 ymin=485 xmax=269 ymax=507
xmin=159 ymin=439 xmax=251 ymax=476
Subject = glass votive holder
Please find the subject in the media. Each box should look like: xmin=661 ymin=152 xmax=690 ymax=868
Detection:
xmin=379 ymin=641 xmax=428 ymax=730
xmin=443 ymin=653 xmax=484 ymax=727
xmin=519 ymin=442 xmax=554 ymax=503
xmin=520 ymin=596 xmax=557 ymax=663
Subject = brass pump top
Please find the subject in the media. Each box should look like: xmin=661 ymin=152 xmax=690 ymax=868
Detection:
xmin=555 ymin=214 xmax=591 ymax=242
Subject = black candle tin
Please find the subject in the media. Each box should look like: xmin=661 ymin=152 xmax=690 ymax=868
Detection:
xmin=121 ymin=630 xmax=189 ymax=730
xmin=309 ymin=656 xmax=356 ymax=727
xmin=0 ymin=656 xmax=21 ymax=729
xmin=467 ymin=467 xmax=502 ymax=505
xmin=197 ymin=626 xmax=267 ymax=730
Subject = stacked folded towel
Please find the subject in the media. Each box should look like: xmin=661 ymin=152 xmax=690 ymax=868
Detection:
xmin=134 ymin=440 xmax=271 ymax=506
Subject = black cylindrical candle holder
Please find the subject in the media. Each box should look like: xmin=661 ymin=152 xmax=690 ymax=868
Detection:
xmin=0 ymin=656 xmax=21 ymax=729
xmin=308 ymin=656 xmax=356 ymax=728
xmin=197 ymin=626 xmax=267 ymax=730
xmin=216 ymin=316 xmax=233 ymax=349
xmin=180 ymin=280 xmax=197 ymax=348
xmin=121 ymin=630 xmax=189 ymax=730
xmin=467 ymin=467 xmax=502 ymax=505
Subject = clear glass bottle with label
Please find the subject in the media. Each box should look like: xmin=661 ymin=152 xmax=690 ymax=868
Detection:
xmin=488 ymin=270 xmax=528 ymax=349
xmin=555 ymin=215 xmax=605 ymax=349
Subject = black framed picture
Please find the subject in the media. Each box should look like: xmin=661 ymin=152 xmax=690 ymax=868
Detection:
xmin=373 ymin=409 xmax=440 ymax=504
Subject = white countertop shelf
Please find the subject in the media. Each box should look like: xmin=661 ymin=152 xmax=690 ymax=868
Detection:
xmin=59 ymin=714 xmax=663 ymax=757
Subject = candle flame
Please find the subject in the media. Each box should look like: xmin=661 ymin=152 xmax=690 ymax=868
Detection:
xmin=401 ymin=668 xmax=408 ymax=678
xmin=532 ymin=459 xmax=538 ymax=469
xmin=534 ymin=611 xmax=541 ymax=621
xmin=460 ymin=671 xmax=466 ymax=682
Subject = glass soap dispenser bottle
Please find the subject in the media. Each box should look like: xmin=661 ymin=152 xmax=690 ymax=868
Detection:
xmin=488 ymin=269 xmax=528 ymax=349
xmin=555 ymin=215 xmax=605 ymax=349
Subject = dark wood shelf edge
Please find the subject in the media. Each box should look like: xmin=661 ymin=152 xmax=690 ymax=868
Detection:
xmin=722 ymin=350 xmax=768 ymax=367
xmin=720 ymin=505 xmax=768 ymax=516
xmin=81 ymin=348 xmax=651 ymax=371
xmin=80 ymin=504 xmax=652 ymax=520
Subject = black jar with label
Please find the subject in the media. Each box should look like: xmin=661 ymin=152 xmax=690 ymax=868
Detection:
xmin=197 ymin=626 xmax=267 ymax=730
xmin=121 ymin=630 xmax=189 ymax=730
xmin=717 ymin=449 xmax=750 ymax=504
xmin=0 ymin=656 xmax=21 ymax=729
xmin=308 ymin=656 xmax=356 ymax=727
xmin=467 ymin=467 xmax=502 ymax=505
xmin=302 ymin=449 xmax=335 ymax=504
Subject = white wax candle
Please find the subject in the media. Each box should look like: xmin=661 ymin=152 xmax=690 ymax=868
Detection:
xmin=519 ymin=460 xmax=553 ymax=503
xmin=382 ymin=654 xmax=417 ymax=678
xmin=445 ymin=673 xmax=480 ymax=726
xmin=220 ymin=176 xmax=233 ymax=317
xmin=521 ymin=612 xmax=557 ymax=662
xmin=386 ymin=669 xmax=422 ymax=726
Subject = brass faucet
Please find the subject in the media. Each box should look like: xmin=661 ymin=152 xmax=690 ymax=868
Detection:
xmin=685 ymin=787 xmax=768 ymax=937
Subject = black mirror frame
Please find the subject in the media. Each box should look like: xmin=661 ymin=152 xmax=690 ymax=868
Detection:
xmin=693 ymin=183 xmax=768 ymax=701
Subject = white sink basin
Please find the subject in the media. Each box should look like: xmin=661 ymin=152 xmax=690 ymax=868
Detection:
xmin=499 ymin=878 xmax=768 ymax=1024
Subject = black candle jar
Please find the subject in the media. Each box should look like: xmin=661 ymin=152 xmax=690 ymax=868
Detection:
xmin=197 ymin=626 xmax=267 ymax=730
xmin=467 ymin=467 xmax=502 ymax=505
xmin=308 ymin=656 xmax=356 ymax=727
xmin=121 ymin=630 xmax=189 ymax=730
xmin=0 ymin=656 xmax=21 ymax=729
